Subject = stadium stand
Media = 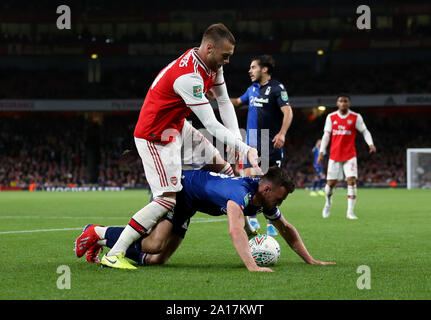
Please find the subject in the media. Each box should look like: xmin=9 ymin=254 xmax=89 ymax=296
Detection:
xmin=1 ymin=1 xmax=431 ymax=190
xmin=1 ymin=107 xmax=430 ymax=190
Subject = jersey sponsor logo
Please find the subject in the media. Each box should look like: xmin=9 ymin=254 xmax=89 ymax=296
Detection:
xmin=281 ymin=91 xmax=288 ymax=102
xmin=253 ymin=97 xmax=269 ymax=107
xmin=193 ymin=85 xmax=202 ymax=98
xmin=333 ymin=128 xmax=352 ymax=135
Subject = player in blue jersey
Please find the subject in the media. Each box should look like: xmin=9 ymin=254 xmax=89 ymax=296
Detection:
xmin=77 ymin=167 xmax=335 ymax=271
xmin=310 ymin=139 xmax=326 ymax=196
xmin=231 ymin=55 xmax=293 ymax=235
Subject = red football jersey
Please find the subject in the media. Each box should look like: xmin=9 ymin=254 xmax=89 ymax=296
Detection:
xmin=324 ymin=110 xmax=366 ymax=162
xmin=134 ymin=48 xmax=221 ymax=144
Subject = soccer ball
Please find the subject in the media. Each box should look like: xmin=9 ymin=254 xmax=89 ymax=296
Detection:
xmin=249 ymin=234 xmax=281 ymax=266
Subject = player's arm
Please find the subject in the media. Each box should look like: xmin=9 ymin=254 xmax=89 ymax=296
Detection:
xmin=226 ymin=200 xmax=273 ymax=272
xmin=210 ymin=69 xmax=242 ymax=141
xmin=230 ymin=97 xmax=243 ymax=107
xmin=273 ymin=104 xmax=293 ymax=149
xmin=191 ymin=104 xmax=261 ymax=172
xmin=273 ymin=86 xmax=293 ymax=149
xmin=210 ymin=71 xmax=245 ymax=168
xmin=356 ymin=114 xmax=376 ymax=154
xmin=228 ymin=84 xmax=248 ymax=108
xmin=271 ymin=215 xmax=336 ymax=265
xmin=317 ymin=115 xmax=332 ymax=164
xmin=173 ymin=73 xmax=261 ymax=173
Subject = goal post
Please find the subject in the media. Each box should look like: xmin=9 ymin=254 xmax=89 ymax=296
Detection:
xmin=406 ymin=148 xmax=431 ymax=189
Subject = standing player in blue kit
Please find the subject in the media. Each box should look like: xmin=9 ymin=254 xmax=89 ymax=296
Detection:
xmin=231 ymin=55 xmax=293 ymax=235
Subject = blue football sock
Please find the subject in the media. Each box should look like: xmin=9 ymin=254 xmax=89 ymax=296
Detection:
xmin=105 ymin=226 xmax=142 ymax=264
xmin=319 ymin=178 xmax=326 ymax=190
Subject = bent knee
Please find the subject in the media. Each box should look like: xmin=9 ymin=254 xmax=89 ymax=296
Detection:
xmin=146 ymin=254 xmax=169 ymax=265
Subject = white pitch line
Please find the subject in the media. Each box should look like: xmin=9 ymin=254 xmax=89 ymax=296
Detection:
xmin=0 ymin=227 xmax=83 ymax=235
xmin=0 ymin=217 xmax=228 ymax=235
xmin=0 ymin=216 xmax=132 ymax=220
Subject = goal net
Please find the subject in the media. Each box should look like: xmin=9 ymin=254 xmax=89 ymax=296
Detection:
xmin=407 ymin=148 xmax=431 ymax=189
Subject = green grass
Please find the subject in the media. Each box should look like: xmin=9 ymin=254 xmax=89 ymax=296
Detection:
xmin=0 ymin=188 xmax=430 ymax=300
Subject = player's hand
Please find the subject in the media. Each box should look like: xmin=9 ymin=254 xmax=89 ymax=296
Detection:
xmin=247 ymin=148 xmax=263 ymax=175
xmin=369 ymin=145 xmax=376 ymax=154
xmin=272 ymin=133 xmax=285 ymax=149
xmin=205 ymin=90 xmax=215 ymax=100
xmin=308 ymin=259 xmax=336 ymax=265
xmin=316 ymin=153 xmax=323 ymax=165
xmin=248 ymin=266 xmax=274 ymax=272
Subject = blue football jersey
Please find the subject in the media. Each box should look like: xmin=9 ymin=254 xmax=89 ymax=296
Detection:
xmin=176 ymin=170 xmax=281 ymax=221
xmin=240 ymin=82 xmax=260 ymax=146
xmin=240 ymin=79 xmax=290 ymax=157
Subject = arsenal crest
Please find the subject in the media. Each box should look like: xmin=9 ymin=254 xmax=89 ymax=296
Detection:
xmin=170 ymin=177 xmax=178 ymax=186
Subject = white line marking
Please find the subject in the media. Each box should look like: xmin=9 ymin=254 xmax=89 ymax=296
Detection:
xmin=0 ymin=216 xmax=130 ymax=220
xmin=0 ymin=217 xmax=228 ymax=235
xmin=0 ymin=228 xmax=83 ymax=235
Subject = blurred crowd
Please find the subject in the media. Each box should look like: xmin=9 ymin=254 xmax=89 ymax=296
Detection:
xmin=1 ymin=110 xmax=430 ymax=190
xmin=282 ymin=111 xmax=430 ymax=188
xmin=1 ymin=62 xmax=431 ymax=100
xmin=0 ymin=114 xmax=147 ymax=190
xmin=1 ymin=0 xmax=430 ymax=45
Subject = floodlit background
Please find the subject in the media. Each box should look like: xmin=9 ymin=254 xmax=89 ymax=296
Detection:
xmin=1 ymin=1 xmax=431 ymax=190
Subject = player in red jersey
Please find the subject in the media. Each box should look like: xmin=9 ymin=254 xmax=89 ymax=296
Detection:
xmin=317 ymin=95 xmax=376 ymax=220
xmin=100 ymin=24 xmax=260 ymax=269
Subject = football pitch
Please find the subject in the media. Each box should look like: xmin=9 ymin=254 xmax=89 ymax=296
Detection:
xmin=0 ymin=188 xmax=430 ymax=300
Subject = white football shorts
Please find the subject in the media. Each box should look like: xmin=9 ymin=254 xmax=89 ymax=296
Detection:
xmin=135 ymin=120 xmax=220 ymax=197
xmin=326 ymin=157 xmax=358 ymax=181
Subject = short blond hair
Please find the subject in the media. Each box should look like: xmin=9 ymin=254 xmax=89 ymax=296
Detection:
xmin=202 ymin=23 xmax=236 ymax=46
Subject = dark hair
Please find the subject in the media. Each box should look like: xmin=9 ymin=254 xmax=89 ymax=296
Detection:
xmin=261 ymin=166 xmax=295 ymax=194
xmin=253 ymin=54 xmax=276 ymax=75
xmin=337 ymin=94 xmax=351 ymax=101
xmin=202 ymin=23 xmax=236 ymax=46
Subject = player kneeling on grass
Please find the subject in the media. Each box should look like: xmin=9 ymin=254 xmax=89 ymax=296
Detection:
xmin=75 ymin=167 xmax=335 ymax=272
